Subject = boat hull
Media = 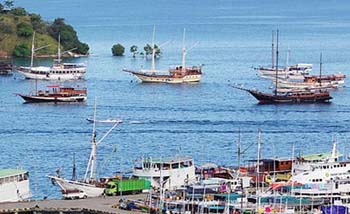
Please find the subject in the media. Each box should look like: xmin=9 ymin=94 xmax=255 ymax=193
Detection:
xmin=248 ymin=90 xmax=332 ymax=104
xmin=127 ymin=71 xmax=201 ymax=83
xmin=0 ymin=180 xmax=31 ymax=203
xmin=18 ymin=94 xmax=87 ymax=103
xmin=48 ymin=176 xmax=104 ymax=198
xmin=17 ymin=68 xmax=86 ymax=81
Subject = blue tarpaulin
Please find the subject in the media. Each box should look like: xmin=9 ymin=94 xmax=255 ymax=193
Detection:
xmin=321 ymin=205 xmax=348 ymax=214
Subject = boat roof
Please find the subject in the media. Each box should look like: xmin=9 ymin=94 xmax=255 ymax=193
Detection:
xmin=145 ymin=156 xmax=193 ymax=164
xmin=0 ymin=169 xmax=27 ymax=179
xmin=300 ymin=152 xmax=341 ymax=161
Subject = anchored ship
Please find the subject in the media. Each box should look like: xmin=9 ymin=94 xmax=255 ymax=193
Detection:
xmin=17 ymin=85 xmax=87 ymax=103
xmin=17 ymin=33 xmax=86 ymax=81
xmin=123 ymin=28 xmax=202 ymax=84
xmin=48 ymin=102 xmax=122 ymax=198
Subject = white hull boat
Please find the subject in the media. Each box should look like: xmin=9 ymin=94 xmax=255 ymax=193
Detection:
xmin=49 ymin=102 xmax=121 ymax=198
xmin=48 ymin=176 xmax=104 ymax=197
xmin=0 ymin=169 xmax=31 ymax=203
xmin=127 ymin=70 xmax=201 ymax=83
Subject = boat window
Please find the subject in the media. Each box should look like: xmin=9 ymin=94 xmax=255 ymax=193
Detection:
xmin=24 ymin=172 xmax=28 ymax=180
xmin=172 ymin=163 xmax=179 ymax=169
xmin=163 ymin=164 xmax=170 ymax=170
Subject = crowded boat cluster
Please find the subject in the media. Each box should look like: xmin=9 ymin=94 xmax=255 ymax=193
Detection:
xmin=235 ymin=30 xmax=346 ymax=104
xmin=0 ymin=28 xmax=349 ymax=214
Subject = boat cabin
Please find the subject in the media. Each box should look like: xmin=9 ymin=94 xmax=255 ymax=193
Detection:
xmin=0 ymin=169 xmax=29 ymax=185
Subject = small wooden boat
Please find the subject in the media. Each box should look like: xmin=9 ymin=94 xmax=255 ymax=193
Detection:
xmin=0 ymin=62 xmax=13 ymax=75
xmin=86 ymin=118 xmax=123 ymax=123
xmin=17 ymin=85 xmax=87 ymax=103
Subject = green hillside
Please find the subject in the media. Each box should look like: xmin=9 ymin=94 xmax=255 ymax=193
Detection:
xmin=0 ymin=1 xmax=89 ymax=58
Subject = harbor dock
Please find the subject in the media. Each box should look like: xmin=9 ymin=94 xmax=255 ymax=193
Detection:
xmin=0 ymin=195 xmax=145 ymax=214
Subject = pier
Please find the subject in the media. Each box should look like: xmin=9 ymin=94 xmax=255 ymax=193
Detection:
xmin=0 ymin=195 xmax=145 ymax=214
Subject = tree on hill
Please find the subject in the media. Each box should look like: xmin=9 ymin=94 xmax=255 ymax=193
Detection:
xmin=0 ymin=3 xmax=4 ymax=13
xmin=130 ymin=45 xmax=138 ymax=58
xmin=112 ymin=44 xmax=125 ymax=56
xmin=48 ymin=18 xmax=89 ymax=55
xmin=11 ymin=7 xmax=26 ymax=16
xmin=12 ymin=43 xmax=30 ymax=57
xmin=4 ymin=0 xmax=13 ymax=10
xmin=16 ymin=22 xmax=33 ymax=37
xmin=30 ymin=13 xmax=46 ymax=34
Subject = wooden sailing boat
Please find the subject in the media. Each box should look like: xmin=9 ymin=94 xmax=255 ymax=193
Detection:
xmin=236 ymin=30 xmax=332 ymax=104
xmin=256 ymin=31 xmax=312 ymax=80
xmin=123 ymin=27 xmax=202 ymax=83
xmin=48 ymin=102 xmax=122 ymax=197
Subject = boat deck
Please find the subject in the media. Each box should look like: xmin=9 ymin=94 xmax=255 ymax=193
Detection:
xmin=0 ymin=195 xmax=146 ymax=214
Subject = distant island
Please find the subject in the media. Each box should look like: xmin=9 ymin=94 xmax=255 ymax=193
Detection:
xmin=0 ymin=0 xmax=89 ymax=58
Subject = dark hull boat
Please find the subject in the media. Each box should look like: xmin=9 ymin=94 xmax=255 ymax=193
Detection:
xmin=17 ymin=86 xmax=87 ymax=103
xmin=0 ymin=62 xmax=13 ymax=75
xmin=237 ymin=87 xmax=332 ymax=104
xmin=18 ymin=94 xmax=86 ymax=103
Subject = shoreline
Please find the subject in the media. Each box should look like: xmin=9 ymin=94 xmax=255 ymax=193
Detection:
xmin=0 ymin=195 xmax=145 ymax=214
xmin=0 ymin=53 xmax=89 ymax=60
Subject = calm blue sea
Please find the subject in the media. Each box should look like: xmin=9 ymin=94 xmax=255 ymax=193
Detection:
xmin=1 ymin=0 xmax=350 ymax=199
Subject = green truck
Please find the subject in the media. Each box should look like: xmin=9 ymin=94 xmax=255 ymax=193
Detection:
xmin=104 ymin=178 xmax=151 ymax=196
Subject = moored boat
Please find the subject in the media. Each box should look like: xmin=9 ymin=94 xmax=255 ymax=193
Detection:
xmin=239 ymin=87 xmax=332 ymax=104
xmin=17 ymin=33 xmax=86 ymax=81
xmin=0 ymin=62 xmax=13 ymax=75
xmin=133 ymin=156 xmax=196 ymax=190
xmin=48 ymin=103 xmax=122 ymax=198
xmin=0 ymin=169 xmax=31 ymax=203
xmin=123 ymin=28 xmax=202 ymax=84
xmin=17 ymin=85 xmax=87 ymax=103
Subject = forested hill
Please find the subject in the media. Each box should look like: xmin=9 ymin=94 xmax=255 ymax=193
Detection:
xmin=0 ymin=0 xmax=89 ymax=58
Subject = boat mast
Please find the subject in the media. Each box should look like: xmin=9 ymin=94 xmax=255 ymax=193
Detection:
xmin=237 ymin=128 xmax=241 ymax=168
xmin=286 ymin=47 xmax=290 ymax=68
xmin=182 ymin=28 xmax=186 ymax=73
xmin=57 ymin=34 xmax=61 ymax=63
xmin=151 ymin=26 xmax=156 ymax=73
xmin=72 ymin=152 xmax=77 ymax=181
xmin=84 ymin=100 xmax=98 ymax=181
xmin=84 ymin=101 xmax=121 ymax=182
xmin=272 ymin=30 xmax=275 ymax=69
xmin=319 ymin=52 xmax=322 ymax=87
xmin=256 ymin=129 xmax=261 ymax=212
xmin=275 ymin=30 xmax=279 ymax=96
xmin=30 ymin=32 xmax=35 ymax=68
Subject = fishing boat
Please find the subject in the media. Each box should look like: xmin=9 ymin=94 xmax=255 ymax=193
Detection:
xmin=133 ymin=156 xmax=196 ymax=190
xmin=48 ymin=103 xmax=122 ymax=198
xmin=17 ymin=85 xmax=87 ymax=103
xmin=17 ymin=33 xmax=86 ymax=81
xmin=0 ymin=169 xmax=31 ymax=203
xmin=0 ymin=62 xmax=13 ymax=75
xmin=123 ymin=28 xmax=202 ymax=84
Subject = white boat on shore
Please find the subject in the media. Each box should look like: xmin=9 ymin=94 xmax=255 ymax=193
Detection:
xmin=49 ymin=102 xmax=121 ymax=198
xmin=17 ymin=33 xmax=86 ymax=81
xmin=0 ymin=169 xmax=31 ymax=203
